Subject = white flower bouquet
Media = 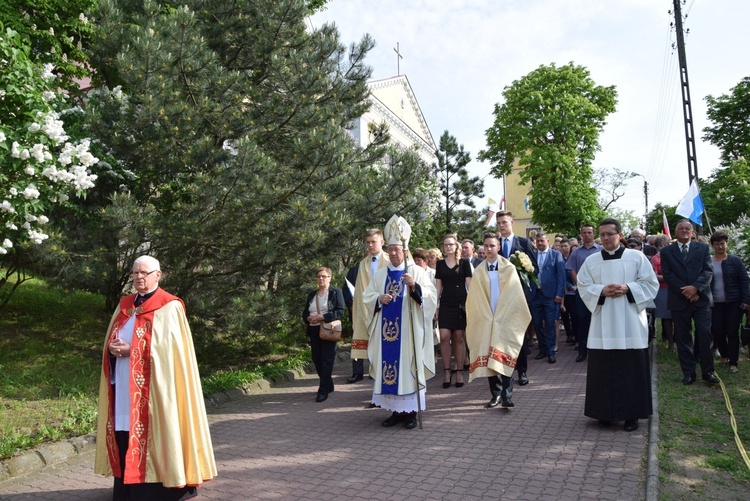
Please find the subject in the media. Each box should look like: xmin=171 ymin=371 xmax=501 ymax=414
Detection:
xmin=508 ymin=250 xmax=540 ymax=288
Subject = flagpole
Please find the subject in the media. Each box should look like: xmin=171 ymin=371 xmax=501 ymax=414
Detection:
xmin=401 ymin=238 xmax=424 ymax=430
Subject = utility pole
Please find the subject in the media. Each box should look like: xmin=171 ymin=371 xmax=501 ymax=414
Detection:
xmin=672 ymin=0 xmax=699 ymax=186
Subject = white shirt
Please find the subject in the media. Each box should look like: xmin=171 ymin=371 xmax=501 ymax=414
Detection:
xmin=487 ymin=260 xmax=500 ymax=313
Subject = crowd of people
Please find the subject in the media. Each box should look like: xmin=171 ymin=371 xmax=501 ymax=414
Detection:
xmin=92 ymin=213 xmax=748 ymax=497
xmin=302 ymin=212 xmax=750 ymax=436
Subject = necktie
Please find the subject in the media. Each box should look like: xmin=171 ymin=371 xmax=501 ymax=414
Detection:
xmin=503 ymin=238 xmax=510 ymax=259
xmin=488 ymin=264 xmax=495 ymax=271
xmin=681 ymin=244 xmax=688 ymax=260
xmin=372 ymin=256 xmax=377 ymax=261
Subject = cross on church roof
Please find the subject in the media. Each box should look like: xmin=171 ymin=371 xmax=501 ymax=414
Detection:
xmin=394 ymin=42 xmax=403 ymax=75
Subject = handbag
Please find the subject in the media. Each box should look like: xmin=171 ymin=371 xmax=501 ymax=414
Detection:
xmin=315 ymin=294 xmax=342 ymax=342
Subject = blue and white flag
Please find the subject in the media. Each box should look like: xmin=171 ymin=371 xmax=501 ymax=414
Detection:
xmin=675 ymin=179 xmax=704 ymax=226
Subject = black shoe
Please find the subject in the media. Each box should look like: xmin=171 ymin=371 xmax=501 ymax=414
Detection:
xmin=682 ymin=373 xmax=696 ymax=385
xmin=566 ymin=337 xmax=577 ymax=345
xmin=702 ymin=372 xmax=719 ymax=383
xmin=328 ymin=384 xmax=334 ymax=393
xmin=598 ymin=420 xmax=612 ymax=427
xmin=534 ymin=352 xmax=546 ymax=360
xmin=404 ymin=412 xmax=418 ymax=429
xmin=525 ymin=346 xmax=531 ymax=354
xmin=501 ymin=398 xmax=514 ymax=408
xmin=442 ymin=369 xmax=453 ymax=389
xmin=486 ymin=395 xmax=502 ymax=408
xmin=624 ymin=419 xmax=638 ymax=432
xmin=381 ymin=412 xmax=403 ymax=427
xmin=518 ymin=372 xmax=529 ymax=386
xmin=365 ymin=402 xmax=378 ymax=409
xmin=346 ymin=374 xmax=364 ymax=384
xmin=575 ymin=354 xmax=587 ymax=363
xmin=315 ymin=393 xmax=327 ymax=403
xmin=548 ymin=354 xmax=556 ymax=364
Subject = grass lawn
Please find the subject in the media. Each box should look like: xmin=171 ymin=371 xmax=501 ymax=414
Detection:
xmin=655 ymin=337 xmax=750 ymax=499
xmin=0 ymin=276 xmax=310 ymax=461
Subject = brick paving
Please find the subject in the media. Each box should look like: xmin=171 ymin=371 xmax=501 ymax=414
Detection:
xmin=0 ymin=338 xmax=648 ymax=500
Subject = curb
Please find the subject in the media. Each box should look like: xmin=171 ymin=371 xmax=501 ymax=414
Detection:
xmin=0 ymin=349 xmax=353 ymax=484
xmin=645 ymin=342 xmax=660 ymax=500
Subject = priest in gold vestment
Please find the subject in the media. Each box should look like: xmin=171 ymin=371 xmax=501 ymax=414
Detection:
xmin=95 ymin=256 xmax=216 ymax=500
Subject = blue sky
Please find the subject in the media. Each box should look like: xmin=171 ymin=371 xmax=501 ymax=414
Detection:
xmin=311 ymin=0 xmax=749 ymax=218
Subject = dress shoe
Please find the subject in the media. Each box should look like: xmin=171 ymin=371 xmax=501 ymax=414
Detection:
xmin=534 ymin=351 xmax=546 ymax=360
xmin=575 ymin=354 xmax=587 ymax=363
xmin=518 ymin=372 xmax=529 ymax=386
xmin=381 ymin=412 xmax=403 ymax=427
xmin=702 ymin=372 xmax=719 ymax=383
xmin=365 ymin=402 xmax=379 ymax=409
xmin=346 ymin=374 xmax=364 ymax=384
xmin=548 ymin=354 xmax=556 ymax=364
xmin=681 ymin=373 xmax=696 ymax=385
xmin=315 ymin=393 xmax=328 ymax=403
xmin=598 ymin=420 xmax=612 ymax=427
xmin=404 ymin=412 xmax=418 ymax=429
xmin=624 ymin=419 xmax=638 ymax=432
xmin=486 ymin=395 xmax=502 ymax=408
xmin=501 ymin=398 xmax=514 ymax=408
xmin=566 ymin=337 xmax=577 ymax=345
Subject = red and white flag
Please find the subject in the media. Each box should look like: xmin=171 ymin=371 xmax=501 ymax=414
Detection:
xmin=662 ymin=210 xmax=671 ymax=239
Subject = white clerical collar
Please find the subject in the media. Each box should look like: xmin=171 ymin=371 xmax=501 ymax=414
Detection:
xmin=388 ymin=261 xmax=406 ymax=271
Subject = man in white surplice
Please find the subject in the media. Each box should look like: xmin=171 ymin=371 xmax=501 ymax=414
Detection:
xmin=577 ymin=218 xmax=659 ymax=432
xmin=363 ymin=215 xmax=437 ymax=430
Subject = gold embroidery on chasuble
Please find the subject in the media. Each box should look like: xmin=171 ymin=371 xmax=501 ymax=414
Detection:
xmin=385 ymin=275 xmax=404 ymax=297
xmin=382 ymin=360 xmax=398 ymax=385
xmin=382 ymin=317 xmax=400 ymax=342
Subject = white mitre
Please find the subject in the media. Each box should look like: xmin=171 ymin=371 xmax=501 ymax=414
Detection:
xmin=384 ymin=214 xmax=412 ymax=249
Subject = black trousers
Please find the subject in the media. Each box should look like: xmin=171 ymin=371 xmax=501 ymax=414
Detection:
xmin=488 ymin=373 xmax=514 ymax=401
xmin=308 ymin=325 xmax=337 ymax=396
xmin=113 ymin=431 xmax=197 ymax=501
xmin=673 ymin=302 xmax=714 ymax=377
xmin=712 ymin=301 xmax=743 ymax=366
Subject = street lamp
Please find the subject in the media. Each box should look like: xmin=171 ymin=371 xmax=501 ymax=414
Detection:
xmin=630 ymin=172 xmax=648 ymax=229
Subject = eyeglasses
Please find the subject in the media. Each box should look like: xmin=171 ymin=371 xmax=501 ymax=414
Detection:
xmin=131 ymin=270 xmax=158 ymax=277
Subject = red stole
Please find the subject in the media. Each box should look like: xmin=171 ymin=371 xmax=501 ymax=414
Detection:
xmin=102 ymin=288 xmax=183 ymax=483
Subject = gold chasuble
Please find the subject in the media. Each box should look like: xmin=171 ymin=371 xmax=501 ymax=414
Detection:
xmin=466 ymin=259 xmax=531 ymax=380
xmin=95 ymin=288 xmax=216 ymax=488
xmin=351 ymin=251 xmax=389 ymax=359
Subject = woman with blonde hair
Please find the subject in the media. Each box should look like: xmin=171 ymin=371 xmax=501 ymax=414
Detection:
xmin=435 ymin=234 xmax=473 ymax=388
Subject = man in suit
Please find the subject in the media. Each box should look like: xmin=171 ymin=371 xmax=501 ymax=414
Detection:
xmin=660 ymin=219 xmax=718 ymax=385
xmin=630 ymin=228 xmax=657 ymax=257
xmin=496 ymin=210 xmax=539 ymax=385
xmin=565 ymin=224 xmax=603 ymax=362
xmin=531 ymin=232 xmax=566 ymax=363
xmin=462 ymin=239 xmax=483 ymax=269
xmin=347 ymin=228 xmax=390 ymax=384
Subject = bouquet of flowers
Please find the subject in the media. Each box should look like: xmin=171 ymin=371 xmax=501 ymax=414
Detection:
xmin=508 ymin=250 xmax=540 ymax=288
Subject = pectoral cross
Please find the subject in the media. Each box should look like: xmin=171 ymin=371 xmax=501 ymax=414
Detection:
xmin=394 ymin=42 xmax=403 ymax=75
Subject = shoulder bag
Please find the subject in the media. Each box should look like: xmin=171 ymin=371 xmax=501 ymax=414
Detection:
xmin=315 ymin=294 xmax=342 ymax=342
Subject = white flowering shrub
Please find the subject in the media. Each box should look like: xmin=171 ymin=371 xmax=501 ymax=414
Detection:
xmin=0 ymin=27 xmax=98 ymax=254
xmin=717 ymin=214 xmax=750 ymax=269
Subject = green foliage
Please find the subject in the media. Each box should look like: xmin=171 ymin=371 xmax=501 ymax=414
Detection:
xmin=433 ymin=130 xmax=484 ymax=237
xmin=42 ymin=0 xmax=438 ymax=355
xmin=716 ymin=214 xmax=750 ymax=269
xmin=480 ymin=62 xmax=617 ymax=235
xmin=703 ymin=76 xmax=750 ymax=166
xmin=645 ymin=203 xmax=680 ymax=237
xmin=700 ymin=159 xmax=750 ymax=228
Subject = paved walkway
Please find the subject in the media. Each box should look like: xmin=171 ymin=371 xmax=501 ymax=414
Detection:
xmin=0 ymin=340 xmax=648 ymax=500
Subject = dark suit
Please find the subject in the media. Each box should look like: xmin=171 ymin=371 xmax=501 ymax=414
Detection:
xmin=660 ymin=240 xmax=714 ymax=378
xmin=497 ymin=234 xmax=538 ymax=379
xmin=531 ymin=248 xmax=565 ymax=356
xmin=303 ymin=287 xmax=346 ymax=398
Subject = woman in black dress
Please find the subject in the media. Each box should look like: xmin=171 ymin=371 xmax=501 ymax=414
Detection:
xmin=435 ymin=234 xmax=473 ymax=388
xmin=303 ymin=267 xmax=345 ymax=402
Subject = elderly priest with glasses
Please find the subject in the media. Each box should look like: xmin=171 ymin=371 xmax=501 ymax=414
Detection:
xmin=95 ymin=255 xmax=216 ymax=500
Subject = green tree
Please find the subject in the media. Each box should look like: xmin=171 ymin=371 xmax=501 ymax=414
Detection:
xmin=433 ymin=131 xmax=484 ymax=237
xmin=479 ymin=62 xmax=617 ymax=236
xmin=644 ymin=203 xmax=679 ymax=237
xmin=703 ymin=76 xmax=750 ymax=166
xmin=700 ymin=159 xmax=750 ymax=228
xmin=45 ymin=0 xmax=437 ymax=357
